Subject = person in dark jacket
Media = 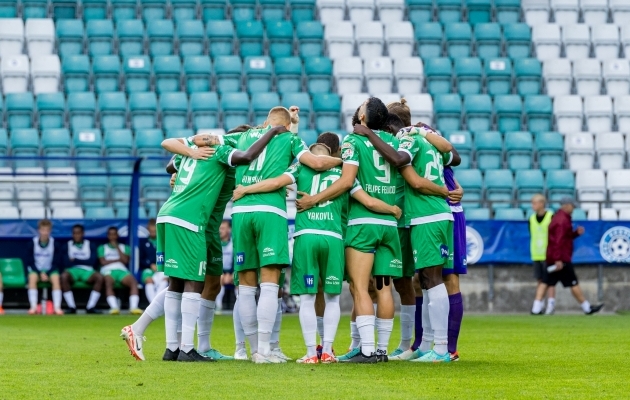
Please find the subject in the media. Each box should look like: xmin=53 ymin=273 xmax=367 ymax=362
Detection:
xmin=531 ymin=197 xmax=604 ymax=315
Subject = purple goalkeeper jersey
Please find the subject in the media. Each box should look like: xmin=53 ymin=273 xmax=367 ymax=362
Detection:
xmin=444 ymin=166 xmax=461 ymax=210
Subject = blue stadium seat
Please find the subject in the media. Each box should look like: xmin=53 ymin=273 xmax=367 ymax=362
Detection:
xmin=214 ymin=56 xmax=243 ymax=94
xmin=124 ymin=56 xmax=152 ymax=93
xmin=221 ymin=92 xmax=250 ymax=130
xmin=82 ymin=0 xmax=108 ymax=21
xmin=6 ymin=93 xmax=34 ymax=130
xmin=23 ymin=0 xmax=48 ymax=18
xmin=206 ymin=20 xmax=235 ymax=57
xmin=495 ymin=94 xmax=523 ymax=133
xmin=244 ymin=56 xmax=273 ymax=94
xmin=110 ymin=168 xmax=131 ymax=207
xmin=10 ymin=129 xmax=39 ymax=168
xmin=313 ymin=93 xmax=341 ymax=132
xmin=171 ymin=0 xmax=198 ymax=22
xmin=437 ymin=0 xmax=463 ymax=23
xmin=147 ymin=19 xmax=174 ymax=57
xmin=425 ymin=58 xmax=453 ymax=96
xmin=455 ymin=57 xmax=482 ymax=95
xmin=464 ymin=94 xmax=492 ymax=132
xmin=475 ymin=131 xmax=503 ymax=170
xmin=78 ymin=168 xmax=109 ymax=207
xmin=86 ymin=19 xmax=114 ymax=56
xmin=190 ymin=92 xmax=219 ymax=129
xmin=104 ymin=129 xmax=134 ymax=169
xmin=515 ymin=170 xmax=544 ymax=208
xmin=231 ymin=0 xmax=257 ymax=22
xmin=465 ymin=207 xmax=490 ymax=220
xmin=535 ymin=131 xmax=564 ymax=171
xmin=474 ymin=23 xmax=502 ymax=59
xmin=524 ymin=95 xmax=552 ymax=132
xmin=296 ymin=21 xmax=324 ymax=58
xmin=68 ymin=92 xmax=96 ymax=130
xmin=93 ymin=56 xmax=121 ymax=94
xmin=56 ymin=19 xmax=85 ymax=58
xmin=298 ymin=129 xmax=318 ymax=146
xmin=201 ymin=0 xmax=227 ymax=22
xmin=485 ymin=58 xmax=513 ymax=96
xmin=415 ymin=23 xmax=443 ymax=59
xmin=111 ymin=0 xmax=138 ymax=22
xmin=42 ymin=128 xmax=72 ymax=168
xmin=252 ymin=92 xmax=281 ymax=125
xmin=160 ymin=92 xmax=189 ymax=130
xmin=142 ymin=168 xmax=172 ymax=205
xmin=165 ymin=128 xmax=193 ymax=139
xmin=85 ymin=207 xmax=116 ymax=219
xmin=445 ymin=131 xmax=473 ymax=168
xmin=495 ymin=0 xmax=521 ymax=24
xmin=504 ymin=23 xmax=532 ymax=59
xmin=260 ymin=0 xmax=287 ymax=22
xmin=408 ymin=0 xmax=433 ymax=24
xmin=275 ymin=57 xmax=303 ymax=95
xmin=266 ymin=21 xmax=295 ymax=59
xmin=467 ymin=0 xmax=492 ymax=24
xmin=236 ymin=21 xmax=264 ymax=57
xmin=546 ymin=170 xmax=574 ymax=203
xmin=484 ymin=169 xmax=514 ymax=209
xmin=140 ymin=0 xmax=168 ymax=21
xmin=116 ymin=19 xmax=145 ymax=57
xmin=0 ymin=0 xmax=18 ymax=17
xmin=0 ymin=129 xmax=7 ymax=167
xmin=129 ymin=92 xmax=158 ymax=129
xmin=136 ymin=128 xmax=165 ymax=169
xmin=505 ymin=131 xmax=534 ymax=170
xmin=153 ymin=56 xmax=181 ymax=94
xmin=455 ymin=169 xmax=483 ymax=208
xmin=98 ymin=92 xmax=128 ymax=130
xmin=434 ymin=94 xmax=462 ymax=132
xmin=290 ymin=0 xmax=315 ymax=23
xmin=494 ymin=208 xmax=524 ymax=220
xmin=445 ymin=22 xmax=472 ymax=58
xmin=183 ymin=56 xmax=212 ymax=94
xmin=73 ymin=129 xmax=103 ymax=169
xmin=304 ymin=57 xmax=333 ymax=94
xmin=515 ymin=58 xmax=542 ymax=95
xmin=37 ymin=93 xmax=65 ymax=130
xmin=62 ymin=55 xmax=90 ymax=93
xmin=177 ymin=20 xmax=205 ymax=57
xmin=282 ymin=92 xmax=312 ymax=125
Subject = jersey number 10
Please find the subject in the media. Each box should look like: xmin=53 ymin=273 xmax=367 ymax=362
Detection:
xmin=310 ymin=174 xmax=340 ymax=208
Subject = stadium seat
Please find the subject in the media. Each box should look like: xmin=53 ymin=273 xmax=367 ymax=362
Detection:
xmin=414 ymin=22 xmax=443 ymax=59
xmin=275 ymin=57 xmax=303 ymax=95
xmin=260 ymin=0 xmax=287 ymax=22
xmin=485 ymin=169 xmax=515 ymax=209
xmin=334 ymin=57 xmax=364 ymax=96
xmin=0 ymin=207 xmax=19 ymax=219
xmin=0 ymin=0 xmax=17 ymax=18
xmin=282 ymin=92 xmax=313 ymax=124
xmin=436 ymin=0 xmax=462 ymax=23
xmin=93 ymin=56 xmax=121 ymax=94
xmin=191 ymin=92 xmax=219 ymax=130
xmin=474 ymin=23 xmax=502 ymax=59
xmin=592 ymin=24 xmax=620 ymax=60
xmin=244 ymin=56 xmax=273 ymax=94
xmin=576 ymin=169 xmax=605 ymax=209
xmin=136 ymin=129 xmax=165 ymax=169
xmin=532 ymin=24 xmax=561 ymax=61
xmin=313 ymin=93 xmax=341 ymax=132
xmin=503 ymin=23 xmax=532 ymax=60
xmin=434 ymin=94 xmax=462 ymax=132
xmin=465 ymin=207 xmax=490 ymax=220
xmin=546 ymin=169 xmax=575 ymax=203
xmin=109 ymin=168 xmax=131 ymax=207
xmin=574 ymin=59 xmax=602 ymax=97
xmin=475 ymin=131 xmax=503 ymax=170
xmin=590 ymin=208 xmax=619 ymax=221
xmin=620 ymin=209 xmax=630 ymax=220
xmin=296 ymin=21 xmax=324 ymax=58
xmin=252 ymin=92 xmax=281 ymax=125
xmin=104 ymin=129 xmax=134 ymax=169
xmin=552 ymin=0 xmax=579 ymax=25
xmin=129 ymin=92 xmax=158 ymax=129
xmin=56 ymin=19 xmax=85 ymax=58
xmin=562 ymin=24 xmax=590 ymax=61
xmin=405 ymin=94 xmax=434 ymax=125
xmin=0 ymin=18 xmax=24 ymax=57
xmin=25 ymin=18 xmax=55 ymax=57
xmin=21 ymin=207 xmax=48 ymax=219
xmin=116 ymin=19 xmax=145 ymax=58
xmin=342 ymin=93 xmax=368 ymax=130
xmin=52 ymin=206 xmax=84 ymax=219
xmin=584 ymin=96 xmax=613 ymax=132
xmin=236 ymin=21 xmax=264 ymax=57
xmin=506 ymin=132 xmax=534 ymax=170
xmin=62 ymin=55 xmax=90 ymax=93
xmin=455 ymin=58 xmax=482 ymax=95
xmin=494 ymin=0 xmax=521 ymax=23
xmin=221 ymin=92 xmax=250 ymax=131
xmin=553 ymin=95 xmax=583 ymax=133
xmin=177 ymin=20 xmax=205 ymax=57
xmin=444 ymin=131 xmax=472 ymax=168
xmin=183 ymin=56 xmax=211 ymax=94
xmin=384 ymin=22 xmax=413 ymax=58
xmin=407 ymin=0 xmax=433 ymax=24
xmin=484 ymin=59 xmax=512 ymax=96
xmin=147 ymin=19 xmax=174 ymax=57
xmin=603 ymin=60 xmax=630 ymax=97
xmin=68 ymin=92 xmax=96 ymax=130
xmin=455 ymin=169 xmax=483 ymax=208
xmin=543 ymin=59 xmax=572 ymax=97
xmin=324 ymin=21 xmax=354 ymax=59
xmin=348 ymin=0 xmax=375 ymax=22
xmin=595 ymin=132 xmax=625 ymax=170
xmin=85 ymin=207 xmax=115 ymax=219
xmin=111 ymin=0 xmax=138 ymax=21
xmin=355 ymin=21 xmax=384 ymax=59
xmin=425 ymin=58 xmax=453 ymax=96
xmin=290 ymin=0 xmax=316 ymax=22
xmin=445 ymin=23 xmax=472 ymax=58
xmin=86 ymin=19 xmax=114 ymax=56
xmin=11 ymin=129 xmax=40 ymax=168
xmin=611 ymin=0 xmax=630 ymax=24
xmin=42 ymin=128 xmax=72 ymax=168
xmin=614 ymin=95 xmax=630 ymax=132
xmin=73 ymin=129 xmax=103 ymax=169
xmin=304 ymin=56 xmax=333 ymax=94
xmin=0 ymin=130 xmax=7 ymax=168
xmin=82 ymin=0 xmax=108 ymax=21
xmin=160 ymin=92 xmax=188 ymax=130
xmin=393 ymin=57 xmax=423 ymax=95
xmin=565 ymin=132 xmax=595 ymax=170
xmin=7 ymin=92 xmax=34 ymax=129
xmin=140 ymin=0 xmax=168 ymax=21
xmin=31 ymin=55 xmax=61 ymax=95
xmin=365 ymin=57 xmax=393 ymax=94
xmin=123 ymin=56 xmax=152 ymax=94
xmin=231 ymin=0 xmax=257 ymax=22
xmin=37 ymin=93 xmax=65 ymax=130
xmin=206 ymin=20 xmax=235 ymax=57
xmin=98 ymin=92 xmax=128 ymax=130
xmin=495 ymin=208 xmax=525 ymax=220
xmin=1 ymin=55 xmax=30 ymax=94
xmin=464 ymin=95 xmax=492 ymax=132
xmin=515 ymin=58 xmax=542 ymax=96
xmin=522 ymin=0 xmax=550 ymax=25
xmin=524 ymin=95 xmax=553 ymax=132
xmin=608 ymin=169 xmax=630 ymax=210
xmin=622 ymin=26 xmax=630 ymax=59
xmin=535 ymin=131 xmax=564 ymax=170
xmin=201 ymin=0 xmax=227 ymax=22
xmin=581 ymin=0 xmax=608 ymax=25
xmin=215 ymin=56 xmax=243 ymax=94
xmin=266 ymin=21 xmax=294 ymax=59
xmin=468 ymin=0 xmax=492 ymax=23
xmin=153 ymin=56 xmax=181 ymax=94
xmin=172 ymin=0 xmax=198 ymax=22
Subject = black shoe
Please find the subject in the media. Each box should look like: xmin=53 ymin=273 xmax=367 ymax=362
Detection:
xmin=163 ymin=348 xmax=180 ymax=361
xmin=530 ymin=310 xmax=544 ymax=315
xmin=586 ymin=304 xmax=604 ymax=315
xmin=339 ymin=349 xmax=377 ymax=364
xmin=86 ymin=308 xmax=102 ymax=314
xmin=376 ymin=349 xmax=388 ymax=363
xmin=65 ymin=308 xmax=77 ymax=314
xmin=177 ymin=348 xmax=216 ymax=362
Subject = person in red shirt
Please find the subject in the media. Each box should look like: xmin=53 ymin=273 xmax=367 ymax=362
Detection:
xmin=531 ymin=198 xmax=604 ymax=315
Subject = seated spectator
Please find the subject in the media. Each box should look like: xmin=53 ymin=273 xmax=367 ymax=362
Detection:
xmin=26 ymin=219 xmax=63 ymax=315
xmin=59 ymin=224 xmax=104 ymax=314
xmin=99 ymin=227 xmax=142 ymax=315
xmin=140 ymin=219 xmax=167 ymax=302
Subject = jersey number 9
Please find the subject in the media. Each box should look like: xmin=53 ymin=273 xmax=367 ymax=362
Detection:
xmin=373 ymin=150 xmax=391 ymax=184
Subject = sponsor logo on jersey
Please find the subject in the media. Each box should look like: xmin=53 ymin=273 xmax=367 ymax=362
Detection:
xmin=440 ymin=244 xmax=449 ymax=258
xmin=263 ymin=247 xmax=275 ymax=257
xmin=304 ymin=275 xmax=315 ymax=288
xmin=389 ymin=259 xmax=403 ymax=269
xmin=399 ymin=139 xmax=413 ymax=149
xmin=212 ymin=257 xmax=222 ymax=263
xmin=466 ymin=226 xmax=484 ymax=265
xmin=165 ymin=258 xmax=178 ymax=269
xmin=599 ymin=226 xmax=630 ymax=263
xmin=236 ymin=252 xmax=245 ymax=265
xmin=325 ymin=276 xmax=340 ymax=285
xmin=156 ymin=252 xmax=165 ymax=266
xmin=341 ymin=143 xmax=354 ymax=160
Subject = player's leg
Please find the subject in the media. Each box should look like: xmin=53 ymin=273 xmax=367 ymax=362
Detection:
xmin=293 ymin=235 xmax=319 ymax=363
xmin=27 ymin=272 xmax=39 ymax=314
xmin=85 ymin=271 xmax=103 ymax=313
xmin=320 ymin=236 xmax=343 ymax=363
xmin=49 ymin=272 xmax=63 ymax=315
xmin=411 ymin=274 xmax=424 ymax=352
xmin=103 ymin=271 xmax=120 ymax=314
xmin=178 ymin=278 xmax=214 ymax=362
xmin=532 ymin=261 xmax=548 ymax=314
xmin=390 ymin=227 xmax=416 ymax=359
xmin=232 ymin=285 xmax=249 ymax=360
xmin=142 ymin=268 xmax=156 ymax=302
xmin=164 ymin=277 xmax=184 ymax=360
xmin=60 ymin=271 xmax=77 ymax=313
xmin=562 ymin=264 xmax=603 ymax=314
xmin=257 ymin=265 xmax=282 ymax=359
xmin=443 ymin=214 xmax=465 ymax=360
xmin=315 ymin=288 xmax=325 ymax=347
xmin=122 ymin=287 xmax=167 ymax=361
xmin=270 ymin=272 xmax=290 ymax=360
xmin=121 ymin=272 xmax=141 ymax=314
xmin=545 ymin=285 xmax=556 ymax=315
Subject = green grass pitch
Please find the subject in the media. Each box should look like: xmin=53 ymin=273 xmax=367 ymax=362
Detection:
xmin=1 ymin=314 xmax=629 ymax=399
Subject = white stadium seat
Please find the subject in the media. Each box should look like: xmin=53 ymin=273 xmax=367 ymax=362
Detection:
xmin=0 ymin=206 xmax=19 ymax=219
xmin=334 ymin=57 xmax=364 ymax=95
xmin=543 ymin=59 xmax=572 ymax=97
xmin=554 ymin=95 xmax=583 ymax=132
xmin=562 ymin=24 xmax=590 ymax=61
xmin=25 ymin=18 xmax=55 ymax=57
xmin=318 ymin=0 xmax=346 ymax=24
xmin=610 ymin=0 xmax=630 ymax=26
xmin=565 ymin=132 xmax=594 ymax=170
xmin=0 ymin=54 xmax=29 ymax=94
xmin=603 ymin=60 xmax=630 ymax=96
xmin=573 ymin=59 xmax=602 ymax=96
xmin=584 ymin=95 xmax=613 ymax=132
xmin=21 ymin=207 xmax=47 ymax=219
xmin=591 ymin=24 xmax=620 ymax=60
xmin=325 ymin=21 xmax=354 ymax=59
xmin=52 ymin=206 xmax=84 ymax=219
xmin=533 ymin=24 xmax=562 ymax=61
xmin=372 ymin=93 xmax=401 ymax=106
xmin=364 ymin=56 xmax=392 ymax=94
xmin=404 ymin=93 xmax=433 ymax=125
xmin=376 ymin=0 xmax=405 ymax=23
xmin=0 ymin=182 xmax=14 ymax=203
xmin=385 ymin=22 xmax=413 ymax=58
xmin=0 ymin=18 xmax=24 ymax=58
xmin=607 ymin=169 xmax=630 ymax=210
xmin=48 ymin=184 xmax=78 ymax=208
xmin=31 ymin=55 xmax=61 ymax=95
xmin=576 ymin=169 xmax=606 ymax=210
xmin=581 ymin=0 xmax=609 ymax=26
xmin=621 ymin=26 xmax=630 ymax=60
xmin=522 ymin=0 xmax=551 ymax=26
xmin=588 ymin=208 xmax=618 ymax=220
xmin=614 ymin=96 xmax=630 ymax=132
xmin=394 ymin=57 xmax=423 ymax=95
xmin=342 ymin=93 xmax=369 ymax=130
xmin=619 ymin=209 xmax=630 ymax=220
xmin=551 ymin=0 xmax=579 ymax=25
xmin=348 ymin=0 xmax=375 ymax=23
xmin=595 ymin=132 xmax=625 ymax=170
xmin=355 ymin=21 xmax=384 ymax=58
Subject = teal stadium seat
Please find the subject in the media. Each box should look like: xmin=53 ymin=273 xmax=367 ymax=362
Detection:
xmin=68 ymin=92 xmax=96 ymax=130
xmin=37 ymin=93 xmax=65 ymax=130
xmin=494 ymin=0 xmax=521 ymax=24
xmin=445 ymin=131 xmax=472 ymax=168
xmin=73 ymin=129 xmax=102 ymax=169
xmin=425 ymin=58 xmax=452 ymax=96
xmin=51 ymin=0 xmax=78 ymax=19
xmin=485 ymin=58 xmax=513 ymax=96
xmin=129 ymin=92 xmax=158 ymax=129
xmin=214 ymin=56 xmax=243 ymax=94
xmin=296 ymin=21 xmax=324 ymax=58
xmin=0 ymin=0 xmax=17 ymax=17
xmin=455 ymin=57 xmax=482 ymax=95
xmin=465 ymin=207 xmax=490 ymax=220
xmin=484 ymin=169 xmax=514 ymax=209
xmin=504 ymin=23 xmax=532 ymax=59
xmin=266 ymin=21 xmax=295 ymax=59
xmin=7 ymin=92 xmax=34 ymax=130
xmin=494 ymin=208 xmax=524 ymax=220
xmin=275 ymin=57 xmax=303 ymax=94
xmin=304 ymin=57 xmax=333 ymax=94
xmin=147 ymin=20 xmax=174 ymax=57
xmin=464 ymin=94 xmax=492 ymax=132
xmin=85 ymin=207 xmax=116 ymax=219
xmin=153 ymin=56 xmax=181 ymax=94
xmin=124 ymin=56 xmax=152 ymax=93
xmin=171 ymin=0 xmax=198 ymax=22
xmin=98 ymin=92 xmax=128 ymax=130
xmin=535 ymin=131 xmax=564 ymax=170
xmin=236 ymin=21 xmax=264 ymax=57
xmin=407 ymin=0 xmax=433 ymax=24
xmin=177 ymin=20 xmax=205 ymax=57
xmin=206 ymin=20 xmax=235 ymax=57
xmin=23 ymin=0 xmax=48 ymax=18
xmin=290 ymin=0 xmax=316 ymax=23
xmin=111 ymin=172 xmax=132 ymax=209
xmin=495 ymin=94 xmax=522 ymax=133
xmin=282 ymin=92 xmax=312 ymax=125
xmin=455 ymin=169 xmax=483 ymax=207
xmin=86 ymin=19 xmax=114 ymax=56
xmin=42 ymin=128 xmax=72 ymax=167
xmin=505 ymin=131 xmax=533 ymax=170
xmin=191 ymin=92 xmax=219 ymax=129
xmin=0 ymin=129 xmax=6 ymax=167
xmin=260 ymin=0 xmax=287 ymax=22
xmin=165 ymin=128 xmax=193 ymax=139
xmin=221 ymin=92 xmax=251 ymax=132
xmin=82 ymin=0 xmax=108 ymax=21
xmin=546 ymin=170 xmax=574 ymax=203
xmin=515 ymin=169 xmax=544 ymax=206
xmin=142 ymin=168 xmax=171 ymax=204
xmin=183 ymin=56 xmax=211 ymax=93
xmin=437 ymin=0 xmax=462 ymax=23
xmin=111 ymin=0 xmax=138 ymax=22
xmin=10 ymin=129 xmax=39 ymax=168
xmin=231 ymin=0 xmax=257 ymax=22
xmin=201 ymin=0 xmax=227 ymax=22
xmin=475 ymin=131 xmax=503 ymax=170
xmin=514 ymin=58 xmax=542 ymax=95
xmin=244 ymin=56 xmax=273 ymax=93
xmin=56 ymin=19 xmax=85 ymax=58
xmin=136 ymin=128 xmax=165 ymax=169
xmin=466 ymin=0 xmax=492 ymax=24
xmin=62 ymin=55 xmax=90 ymax=93
xmin=116 ymin=19 xmax=145 ymax=57
xmin=474 ymin=23 xmax=502 ymax=59
xmin=298 ymin=129 xmax=319 ymax=146
xmin=524 ymin=95 xmax=552 ymax=132
xmin=252 ymin=92 xmax=281 ymax=125
xmin=434 ymin=94 xmax=462 ymax=132
xmin=313 ymin=93 xmax=341 ymax=132
xmin=160 ymin=92 xmax=188 ymax=130
xmin=140 ymin=0 xmax=168 ymax=21
xmin=93 ymin=56 xmax=121 ymax=94
xmin=104 ymin=129 xmax=134 ymax=169
xmin=445 ymin=22 xmax=472 ymax=58
xmin=78 ymin=168 xmax=109 ymax=207
xmin=415 ymin=23 xmax=443 ymax=59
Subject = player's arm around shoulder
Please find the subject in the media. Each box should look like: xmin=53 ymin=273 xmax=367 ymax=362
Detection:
xmin=297 ymin=151 xmax=342 ymax=172
xmin=161 ymin=137 xmax=214 ymax=160
xmin=230 ymin=125 xmax=289 ymax=165
xmin=400 ymin=165 xmax=449 ymax=197
xmin=295 ymin=157 xmax=358 ymax=211
xmin=233 ymin=174 xmax=294 ymax=201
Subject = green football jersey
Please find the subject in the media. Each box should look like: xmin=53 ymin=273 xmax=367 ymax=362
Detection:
xmin=97 ymin=243 xmax=130 ymax=260
xmin=395 ymin=173 xmax=406 ymax=228
xmin=399 ymin=135 xmax=453 ymax=226
xmin=223 ymin=126 xmax=308 ymax=218
xmin=205 ymin=169 xmax=235 ymax=240
xmin=157 ymin=138 xmax=234 ymax=233
xmin=341 ymin=131 xmax=399 ymax=227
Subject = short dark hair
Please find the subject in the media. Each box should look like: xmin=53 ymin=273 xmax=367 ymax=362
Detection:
xmin=317 ymin=132 xmax=341 ymax=155
xmin=108 ymin=226 xmax=118 ymax=233
xmin=147 ymin=218 xmax=156 ymax=226
xmin=384 ymin=113 xmax=405 ymax=135
xmin=227 ymin=124 xmax=253 ymax=134
xmin=72 ymin=224 xmax=84 ymax=232
xmin=364 ymin=97 xmax=388 ymax=130
xmin=351 ymin=106 xmax=361 ymax=127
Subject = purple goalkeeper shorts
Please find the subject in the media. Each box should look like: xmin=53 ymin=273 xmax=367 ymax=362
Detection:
xmin=443 ymin=211 xmax=467 ymax=276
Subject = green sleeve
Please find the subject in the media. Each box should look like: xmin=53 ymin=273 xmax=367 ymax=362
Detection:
xmin=97 ymin=245 xmax=104 ymax=258
xmin=442 ymin=151 xmax=454 ymax=166
xmin=290 ymin=135 xmax=308 ymax=159
xmin=341 ymin=136 xmax=359 ymax=165
xmin=222 ymin=132 xmax=244 ymax=148
xmin=213 ymin=145 xmax=236 ymax=166
xmin=123 ymin=245 xmax=130 ymax=255
xmin=173 ymin=155 xmax=182 ymax=171
xmin=284 ymin=162 xmax=301 ymax=182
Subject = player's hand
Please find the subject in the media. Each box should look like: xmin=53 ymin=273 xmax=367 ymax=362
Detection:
xmin=232 ymin=185 xmax=249 ymax=201
xmin=269 ymin=125 xmax=290 ymax=136
xmin=353 ymin=124 xmax=373 ymax=136
xmin=576 ymin=226 xmax=585 ymax=236
xmin=295 ymin=191 xmax=317 ymax=211
xmin=170 ymin=173 xmax=176 ymax=188
xmin=187 ymin=146 xmax=215 ymax=160
xmin=448 ymin=187 xmax=464 ymax=202
xmin=391 ymin=205 xmax=402 ymax=220
xmin=555 ymin=261 xmax=564 ymax=271
xmin=40 ymin=272 xmax=49 ymax=282
xmin=289 ymin=106 xmax=300 ymax=124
